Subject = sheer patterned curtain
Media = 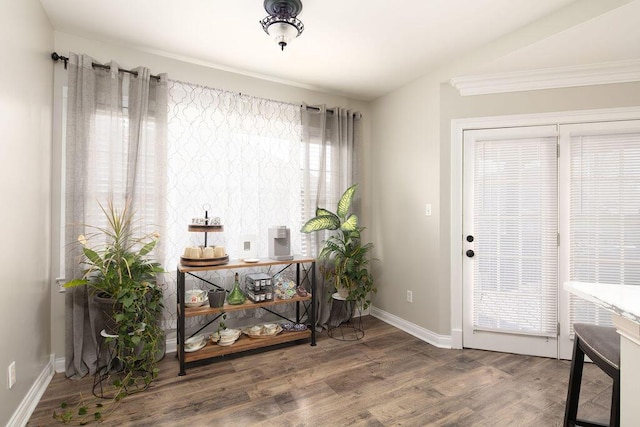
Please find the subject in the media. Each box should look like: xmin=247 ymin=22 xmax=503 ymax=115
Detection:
xmin=301 ymin=105 xmax=361 ymax=328
xmin=64 ymin=53 xmax=168 ymax=378
xmin=164 ymin=81 xmax=302 ymax=328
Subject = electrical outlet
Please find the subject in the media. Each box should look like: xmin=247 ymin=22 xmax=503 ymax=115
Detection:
xmin=425 ymin=204 xmax=432 ymax=216
xmin=407 ymin=290 xmax=413 ymax=303
xmin=8 ymin=361 xmax=16 ymax=389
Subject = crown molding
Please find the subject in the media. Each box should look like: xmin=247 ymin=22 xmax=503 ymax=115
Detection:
xmin=450 ymin=59 xmax=640 ymax=96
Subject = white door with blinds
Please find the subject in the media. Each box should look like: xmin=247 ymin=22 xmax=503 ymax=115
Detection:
xmin=558 ymin=120 xmax=640 ymax=359
xmin=463 ymin=126 xmax=559 ymax=357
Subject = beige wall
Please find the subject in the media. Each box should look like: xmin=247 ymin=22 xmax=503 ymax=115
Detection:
xmin=50 ymin=32 xmax=373 ymax=359
xmin=370 ymin=74 xmax=446 ymax=332
xmin=0 ymin=0 xmax=53 ymax=424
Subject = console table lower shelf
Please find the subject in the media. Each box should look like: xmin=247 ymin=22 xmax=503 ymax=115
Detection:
xmin=179 ymin=329 xmax=311 ymax=364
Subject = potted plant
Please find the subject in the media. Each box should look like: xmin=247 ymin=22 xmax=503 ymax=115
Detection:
xmin=301 ymin=184 xmax=376 ymax=310
xmin=64 ymin=199 xmax=164 ymax=396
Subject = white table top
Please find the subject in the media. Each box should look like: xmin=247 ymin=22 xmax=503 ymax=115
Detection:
xmin=565 ymin=281 xmax=640 ymax=324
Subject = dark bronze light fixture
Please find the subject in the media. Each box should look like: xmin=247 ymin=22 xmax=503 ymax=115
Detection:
xmin=260 ymin=0 xmax=304 ymax=51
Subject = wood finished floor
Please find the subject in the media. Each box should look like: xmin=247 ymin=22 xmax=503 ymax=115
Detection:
xmin=28 ymin=316 xmax=613 ymax=426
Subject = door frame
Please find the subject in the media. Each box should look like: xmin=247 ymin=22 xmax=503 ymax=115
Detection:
xmin=450 ymin=106 xmax=640 ymax=351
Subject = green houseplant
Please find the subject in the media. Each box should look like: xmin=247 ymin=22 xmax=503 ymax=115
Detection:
xmin=63 ymin=199 xmax=164 ymax=398
xmin=301 ymin=184 xmax=376 ymax=309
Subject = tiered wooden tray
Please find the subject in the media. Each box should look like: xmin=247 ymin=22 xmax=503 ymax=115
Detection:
xmin=180 ymin=255 xmax=229 ymax=267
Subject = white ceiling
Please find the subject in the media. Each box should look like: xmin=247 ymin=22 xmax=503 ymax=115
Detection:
xmin=40 ymin=0 xmax=585 ymax=100
xmin=474 ymin=0 xmax=640 ymax=74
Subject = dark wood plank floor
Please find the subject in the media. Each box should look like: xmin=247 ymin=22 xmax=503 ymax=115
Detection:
xmin=28 ymin=316 xmax=613 ymax=426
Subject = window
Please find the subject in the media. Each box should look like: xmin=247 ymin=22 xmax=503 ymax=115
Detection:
xmin=165 ymin=81 xmax=303 ymax=271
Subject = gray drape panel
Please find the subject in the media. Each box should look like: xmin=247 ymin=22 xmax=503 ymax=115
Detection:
xmin=64 ymin=53 xmax=168 ymax=378
xmin=301 ymin=105 xmax=361 ymax=329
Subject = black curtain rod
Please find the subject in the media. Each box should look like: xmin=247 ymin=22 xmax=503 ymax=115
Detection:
xmin=52 ymin=52 xmax=359 ymax=117
xmin=51 ymin=52 xmax=161 ymax=81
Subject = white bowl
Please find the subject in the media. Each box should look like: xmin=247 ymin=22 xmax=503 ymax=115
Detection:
xmin=185 ymin=289 xmax=207 ymax=307
xmin=218 ymin=329 xmax=240 ymax=344
xmin=220 ymin=328 xmax=240 ymax=338
xmin=248 ymin=325 xmax=262 ymax=335
xmin=185 ymin=334 xmax=205 ymax=349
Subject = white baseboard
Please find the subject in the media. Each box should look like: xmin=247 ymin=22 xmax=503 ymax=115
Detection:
xmin=54 ymin=356 xmax=65 ymax=373
xmin=7 ymin=355 xmax=55 ymax=427
xmin=370 ymin=306 xmax=452 ymax=349
xmin=165 ymin=335 xmax=176 ymax=354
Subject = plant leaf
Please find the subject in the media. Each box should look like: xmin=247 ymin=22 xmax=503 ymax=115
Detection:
xmin=315 ymin=207 xmax=334 ymax=217
xmin=336 ymin=184 xmax=357 ymax=220
xmin=138 ymin=240 xmax=157 ymax=257
xmin=300 ymin=215 xmax=340 ymax=233
xmin=341 ymin=214 xmax=358 ymax=231
xmin=63 ymin=279 xmax=88 ymax=288
xmin=122 ymin=296 xmax=134 ymax=308
xmin=82 ymin=247 xmax=102 ymax=266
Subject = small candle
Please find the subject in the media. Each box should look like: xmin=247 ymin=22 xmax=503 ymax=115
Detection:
xmin=213 ymin=246 xmax=225 ymax=257
xmin=202 ymin=247 xmax=214 ymax=258
xmin=184 ymin=247 xmax=202 ymax=258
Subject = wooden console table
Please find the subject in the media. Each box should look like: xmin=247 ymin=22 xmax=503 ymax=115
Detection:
xmin=177 ymin=256 xmax=316 ymax=376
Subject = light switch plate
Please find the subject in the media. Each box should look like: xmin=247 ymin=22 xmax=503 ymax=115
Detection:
xmin=8 ymin=361 xmax=16 ymax=389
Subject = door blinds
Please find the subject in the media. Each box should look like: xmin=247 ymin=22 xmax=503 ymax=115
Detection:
xmin=472 ymin=131 xmax=558 ymax=337
xmin=567 ymin=121 xmax=640 ymax=328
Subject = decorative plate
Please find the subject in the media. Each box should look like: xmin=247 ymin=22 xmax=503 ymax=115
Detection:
xmin=185 ymin=298 xmax=208 ymax=308
xmin=184 ymin=340 xmax=206 ymax=352
xmin=281 ymin=323 xmax=307 ymax=332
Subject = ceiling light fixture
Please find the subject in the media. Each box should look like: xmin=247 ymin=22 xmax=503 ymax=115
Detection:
xmin=260 ymin=0 xmax=304 ymax=51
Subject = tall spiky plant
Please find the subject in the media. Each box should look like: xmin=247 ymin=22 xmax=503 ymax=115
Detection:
xmin=63 ymin=199 xmax=164 ymax=407
xmin=65 ymin=199 xmax=162 ymax=298
xmin=301 ymin=184 xmax=375 ymax=309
